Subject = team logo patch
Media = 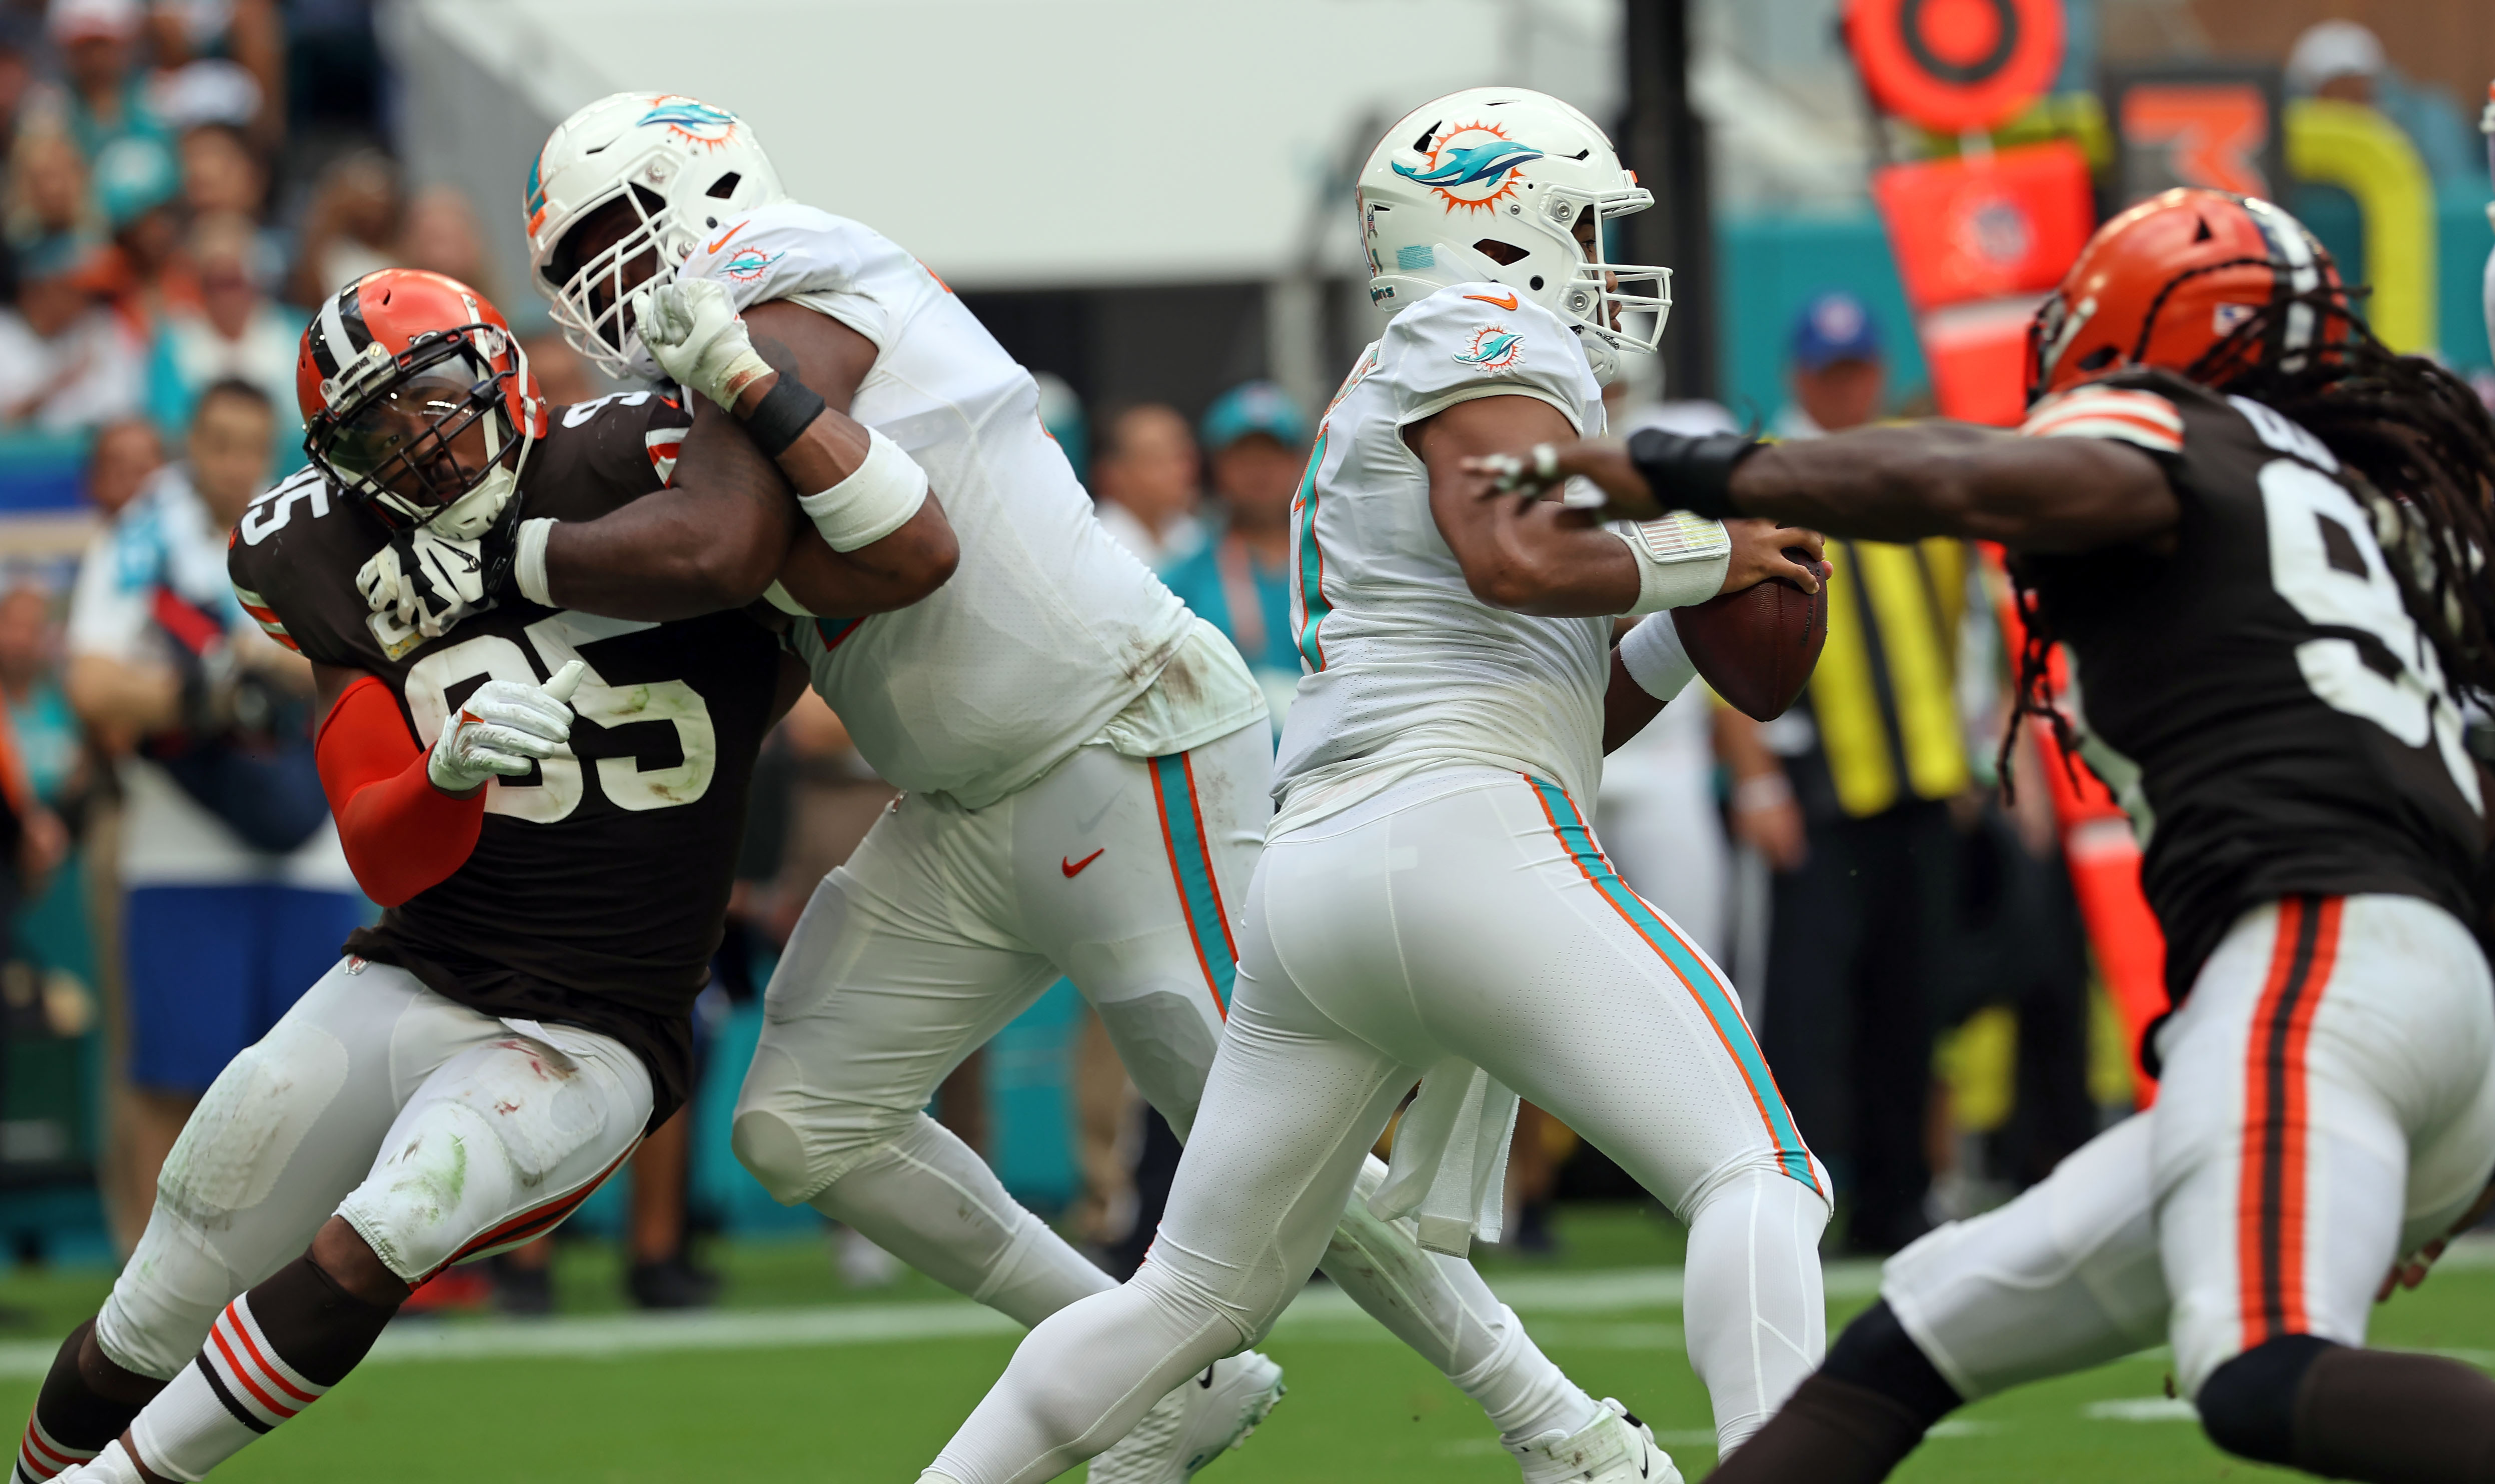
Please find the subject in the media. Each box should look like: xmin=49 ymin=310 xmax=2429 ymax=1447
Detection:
xmin=720 ymin=246 xmax=783 ymax=282
xmin=638 ymin=96 xmax=739 ymax=151
xmin=1454 ymin=325 xmax=1526 ymax=372
xmin=646 ymin=429 xmax=682 ymax=485
xmin=1394 ymin=121 xmax=1544 ymax=215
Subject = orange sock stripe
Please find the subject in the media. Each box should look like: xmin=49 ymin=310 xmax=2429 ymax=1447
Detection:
xmin=20 ymin=1425 xmax=83 ymax=1471
xmin=222 ymin=1308 xmax=318 ymax=1407
xmin=207 ymin=1322 xmax=299 ymax=1421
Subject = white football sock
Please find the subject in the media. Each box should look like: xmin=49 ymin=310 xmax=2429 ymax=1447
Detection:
xmin=811 ymin=1115 xmax=1113 ymax=1328
xmin=1320 ymin=1156 xmax=1599 ymax=1445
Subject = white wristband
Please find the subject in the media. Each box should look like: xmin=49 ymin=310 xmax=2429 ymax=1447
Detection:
xmin=1609 ymin=512 xmax=1731 ymax=615
xmin=798 ymin=426 xmax=928 ymax=552
xmin=1617 ymin=611 xmax=1699 ymax=702
xmin=515 ymin=517 xmax=558 ymax=607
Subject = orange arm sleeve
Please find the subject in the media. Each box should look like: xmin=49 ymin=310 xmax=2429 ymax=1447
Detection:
xmin=315 ymin=675 xmax=486 ymax=907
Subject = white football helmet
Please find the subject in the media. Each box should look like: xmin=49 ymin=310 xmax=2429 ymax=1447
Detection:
xmin=525 ymin=92 xmax=787 ymax=378
xmin=1358 ymin=88 xmax=1669 ymax=383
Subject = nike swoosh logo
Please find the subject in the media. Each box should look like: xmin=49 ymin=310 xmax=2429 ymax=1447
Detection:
xmin=1197 ymin=1365 xmax=1215 ymax=1389
xmin=1465 ymin=291 xmax=1520 ymax=310
xmin=1062 ymin=848 xmax=1106 ymax=879
xmin=706 ymin=221 xmax=749 ymax=256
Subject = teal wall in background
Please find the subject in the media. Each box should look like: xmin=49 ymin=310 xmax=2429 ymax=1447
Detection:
xmin=1714 ymin=186 xmax=2495 ymax=428
xmin=1714 ymin=212 xmax=1931 ymax=428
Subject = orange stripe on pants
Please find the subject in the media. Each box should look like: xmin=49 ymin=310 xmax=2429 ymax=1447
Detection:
xmin=2236 ymin=895 xmax=2342 ymax=1347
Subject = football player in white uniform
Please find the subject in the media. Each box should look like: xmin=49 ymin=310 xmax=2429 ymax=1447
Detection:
xmin=915 ymin=88 xmax=1833 ymax=1484
xmin=493 ymin=93 xmax=1640 ymax=1482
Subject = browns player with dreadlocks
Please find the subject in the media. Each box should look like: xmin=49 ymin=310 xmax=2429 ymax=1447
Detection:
xmin=1476 ymin=188 xmax=2495 ymax=1484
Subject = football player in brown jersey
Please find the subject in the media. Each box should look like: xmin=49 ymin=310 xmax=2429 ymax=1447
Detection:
xmin=9 ymin=269 xmax=955 ymax=1484
xmin=1479 ymin=189 xmax=2495 ymax=1484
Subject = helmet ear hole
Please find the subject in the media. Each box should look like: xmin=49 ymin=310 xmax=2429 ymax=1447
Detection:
xmin=1472 ymin=239 xmax=1529 ymax=266
xmin=707 ymin=171 xmax=742 ymax=200
xmin=2078 ymin=347 xmax=2118 ymax=371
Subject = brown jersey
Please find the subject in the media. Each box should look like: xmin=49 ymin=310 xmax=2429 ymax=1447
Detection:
xmin=2016 ymin=369 xmax=2485 ymax=1002
xmin=228 ymin=391 xmax=782 ymax=1121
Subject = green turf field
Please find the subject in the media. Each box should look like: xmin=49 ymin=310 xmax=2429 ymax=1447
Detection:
xmin=1 ymin=1206 xmax=2485 ymax=1483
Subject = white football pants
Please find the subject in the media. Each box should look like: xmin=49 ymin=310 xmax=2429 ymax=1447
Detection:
xmin=95 ymin=960 xmax=650 ymax=1379
xmin=1882 ymin=893 xmax=2495 ymax=1401
xmin=733 ymin=730 xmax=1580 ymax=1419
xmin=927 ymin=768 xmax=1833 ymax=1484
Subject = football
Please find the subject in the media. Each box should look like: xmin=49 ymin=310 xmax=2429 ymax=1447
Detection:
xmin=1673 ymin=548 xmax=1828 ymax=722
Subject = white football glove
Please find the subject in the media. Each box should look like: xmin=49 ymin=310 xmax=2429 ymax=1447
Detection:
xmin=630 ymin=279 xmax=774 ymax=411
xmin=428 ymin=660 xmax=585 ymax=794
xmin=359 ymin=525 xmax=493 ymax=639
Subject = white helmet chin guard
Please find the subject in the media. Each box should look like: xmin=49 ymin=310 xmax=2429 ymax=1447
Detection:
xmin=1358 ymin=88 xmax=1670 ymax=382
xmin=526 ymin=93 xmax=788 ymax=379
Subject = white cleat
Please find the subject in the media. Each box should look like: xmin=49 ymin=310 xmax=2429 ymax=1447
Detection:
xmin=1514 ymin=1397 xmax=1681 ymax=1484
xmin=1088 ymin=1350 xmax=1287 ymax=1484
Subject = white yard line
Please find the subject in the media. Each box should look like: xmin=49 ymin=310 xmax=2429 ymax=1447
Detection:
xmin=0 ymin=1255 xmax=1872 ymax=1378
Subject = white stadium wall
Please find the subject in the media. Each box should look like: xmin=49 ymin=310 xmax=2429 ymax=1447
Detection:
xmin=379 ymin=0 xmax=1622 ymax=405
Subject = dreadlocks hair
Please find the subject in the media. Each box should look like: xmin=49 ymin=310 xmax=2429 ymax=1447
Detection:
xmin=1994 ymin=284 xmax=2495 ymax=798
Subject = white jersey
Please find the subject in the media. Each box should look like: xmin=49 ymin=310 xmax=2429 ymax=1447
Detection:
xmin=678 ymin=204 xmax=1262 ymax=808
xmin=1272 ymin=284 xmax=1607 ymax=835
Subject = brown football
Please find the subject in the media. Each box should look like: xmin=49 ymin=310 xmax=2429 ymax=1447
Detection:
xmin=1673 ymin=548 xmax=1827 ymax=722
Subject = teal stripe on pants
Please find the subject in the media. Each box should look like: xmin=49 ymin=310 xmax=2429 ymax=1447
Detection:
xmin=1526 ymin=776 xmax=1821 ymax=1194
xmin=1151 ymin=752 xmax=1234 ymax=1010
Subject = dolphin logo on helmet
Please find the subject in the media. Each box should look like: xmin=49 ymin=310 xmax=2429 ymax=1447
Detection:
xmin=1394 ymin=139 xmax=1546 ymax=192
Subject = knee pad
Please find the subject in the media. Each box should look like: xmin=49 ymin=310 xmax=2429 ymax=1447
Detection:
xmin=2197 ymin=1334 xmax=2335 ymax=1466
xmin=730 ymin=1108 xmax=822 ymax=1205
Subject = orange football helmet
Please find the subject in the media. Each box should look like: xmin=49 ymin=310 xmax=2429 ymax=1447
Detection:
xmin=299 ymin=269 xmax=548 ymax=537
xmin=2026 ymin=188 xmax=2351 ymax=405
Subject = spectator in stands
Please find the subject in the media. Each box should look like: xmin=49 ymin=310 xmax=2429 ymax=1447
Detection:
xmin=65 ymin=378 xmax=361 ymax=1224
xmin=146 ymin=211 xmax=301 ymax=471
xmin=2287 ymin=20 xmax=2484 ymax=189
xmin=92 ymin=132 xmax=192 ymax=333
xmin=30 ymin=0 xmax=169 ymax=168
xmin=398 ymin=184 xmax=496 ymax=303
xmin=177 ymin=121 xmax=283 ymax=286
xmin=1158 ymin=381 xmax=1307 ymax=724
xmin=0 ymin=233 xmax=144 ymax=432
xmin=6 ymin=131 xmax=95 ymax=248
xmin=0 ymin=34 xmax=36 ymax=165
xmin=1089 ymin=402 xmax=1203 ymax=567
xmin=141 ymin=0 xmax=279 ymax=142
xmin=287 ymin=148 xmax=399 ymax=306
xmin=0 ymin=586 xmax=75 ymax=868
xmin=84 ymin=415 xmax=161 ymax=517
xmin=1734 ymin=291 xmax=1973 ymax=1253
xmin=0 ymin=583 xmax=90 ymax=975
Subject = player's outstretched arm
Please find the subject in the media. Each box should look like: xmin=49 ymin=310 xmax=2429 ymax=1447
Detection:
xmin=1418 ymin=397 xmax=1821 ymax=618
xmin=1469 ymin=423 xmax=2178 ymax=555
